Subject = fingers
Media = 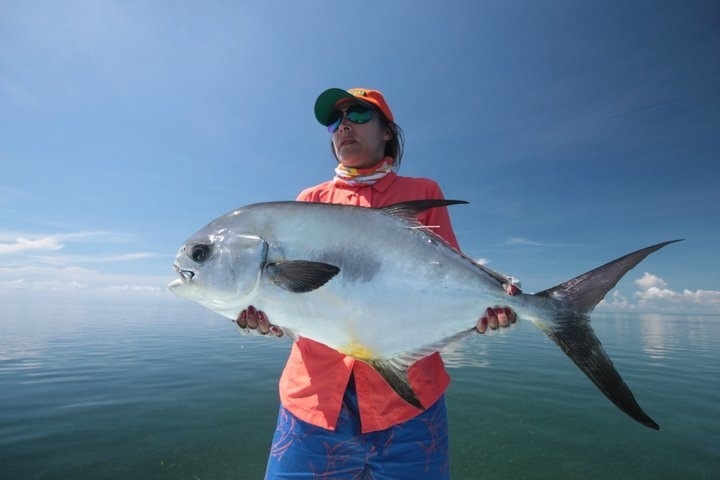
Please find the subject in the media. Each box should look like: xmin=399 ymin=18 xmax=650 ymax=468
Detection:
xmin=477 ymin=316 xmax=488 ymax=334
xmin=235 ymin=306 xmax=283 ymax=337
xmin=476 ymin=306 xmax=517 ymax=334
xmin=256 ymin=309 xmax=271 ymax=334
xmin=268 ymin=325 xmax=284 ymax=337
xmin=496 ymin=306 xmax=517 ymax=327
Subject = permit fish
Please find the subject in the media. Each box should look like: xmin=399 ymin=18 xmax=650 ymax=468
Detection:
xmin=169 ymin=199 xmax=680 ymax=430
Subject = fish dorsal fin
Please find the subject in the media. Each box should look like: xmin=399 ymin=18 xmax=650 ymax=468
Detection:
xmin=381 ymin=200 xmax=468 ymax=225
xmin=266 ymin=260 xmax=340 ymax=293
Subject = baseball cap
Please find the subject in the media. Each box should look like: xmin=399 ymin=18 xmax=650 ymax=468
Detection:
xmin=314 ymin=88 xmax=395 ymax=126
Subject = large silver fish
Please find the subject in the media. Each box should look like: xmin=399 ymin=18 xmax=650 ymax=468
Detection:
xmin=169 ymin=200 xmax=680 ymax=430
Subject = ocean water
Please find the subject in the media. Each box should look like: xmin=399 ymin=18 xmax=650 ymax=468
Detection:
xmin=1 ymin=297 xmax=718 ymax=479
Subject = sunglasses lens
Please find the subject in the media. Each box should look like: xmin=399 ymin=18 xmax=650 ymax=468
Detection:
xmin=347 ymin=108 xmax=372 ymax=124
xmin=326 ymin=106 xmax=373 ymax=133
xmin=327 ymin=116 xmax=342 ymax=133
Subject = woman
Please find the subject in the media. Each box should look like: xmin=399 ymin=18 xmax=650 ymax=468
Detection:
xmin=238 ymin=88 xmax=519 ymax=479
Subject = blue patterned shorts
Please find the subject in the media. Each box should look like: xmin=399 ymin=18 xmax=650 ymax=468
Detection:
xmin=264 ymin=377 xmax=449 ymax=479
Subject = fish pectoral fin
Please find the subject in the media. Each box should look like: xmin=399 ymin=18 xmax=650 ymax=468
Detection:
xmin=266 ymin=260 xmax=340 ymax=293
xmin=368 ymin=358 xmax=424 ymax=411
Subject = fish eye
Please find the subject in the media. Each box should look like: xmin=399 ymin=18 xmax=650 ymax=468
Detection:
xmin=189 ymin=243 xmax=212 ymax=263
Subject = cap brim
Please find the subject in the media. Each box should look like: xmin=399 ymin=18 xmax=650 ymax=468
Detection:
xmin=314 ymin=88 xmax=358 ymax=125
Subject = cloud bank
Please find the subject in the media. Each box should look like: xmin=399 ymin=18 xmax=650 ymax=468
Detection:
xmin=599 ymin=272 xmax=720 ymax=313
xmin=0 ymin=230 xmax=172 ymax=299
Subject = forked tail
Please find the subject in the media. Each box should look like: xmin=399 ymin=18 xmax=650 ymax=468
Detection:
xmin=533 ymin=239 xmax=682 ymax=430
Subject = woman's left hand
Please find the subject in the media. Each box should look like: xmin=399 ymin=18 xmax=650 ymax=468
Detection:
xmin=476 ymin=277 xmax=522 ymax=333
xmin=476 ymin=306 xmax=517 ymax=334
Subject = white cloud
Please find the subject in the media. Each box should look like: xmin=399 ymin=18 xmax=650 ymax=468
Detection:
xmin=636 ymin=286 xmax=720 ymax=306
xmin=505 ymin=237 xmax=548 ymax=247
xmin=0 ymin=231 xmax=157 ymax=266
xmin=0 ymin=230 xmax=170 ymax=299
xmin=0 ymin=236 xmax=63 ymax=254
xmin=0 ymin=265 xmax=174 ymax=299
xmin=30 ymin=252 xmax=157 ymax=266
xmin=635 ymin=272 xmax=667 ymax=290
xmin=599 ymin=272 xmax=720 ymax=313
xmin=503 ymin=237 xmax=583 ymax=248
xmin=0 ymin=231 xmax=117 ymax=255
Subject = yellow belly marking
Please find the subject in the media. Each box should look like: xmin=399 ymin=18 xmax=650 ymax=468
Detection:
xmin=340 ymin=341 xmax=375 ymax=361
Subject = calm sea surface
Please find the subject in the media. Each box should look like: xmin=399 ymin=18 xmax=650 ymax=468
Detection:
xmin=1 ymin=297 xmax=718 ymax=479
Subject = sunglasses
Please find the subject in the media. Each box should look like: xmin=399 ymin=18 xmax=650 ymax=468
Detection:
xmin=327 ymin=105 xmax=374 ymax=133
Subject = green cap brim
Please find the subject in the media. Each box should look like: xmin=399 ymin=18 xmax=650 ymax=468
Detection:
xmin=314 ymin=88 xmax=358 ymax=126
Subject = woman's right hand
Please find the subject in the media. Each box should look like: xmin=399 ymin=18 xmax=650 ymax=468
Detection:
xmin=236 ymin=305 xmax=284 ymax=337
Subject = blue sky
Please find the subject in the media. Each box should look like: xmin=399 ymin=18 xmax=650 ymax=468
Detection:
xmin=1 ymin=0 xmax=718 ymax=313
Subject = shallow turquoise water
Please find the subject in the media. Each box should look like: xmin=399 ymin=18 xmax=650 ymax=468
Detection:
xmin=1 ymin=298 xmax=718 ymax=479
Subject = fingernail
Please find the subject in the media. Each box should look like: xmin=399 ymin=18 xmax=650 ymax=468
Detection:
xmin=477 ymin=318 xmax=488 ymax=333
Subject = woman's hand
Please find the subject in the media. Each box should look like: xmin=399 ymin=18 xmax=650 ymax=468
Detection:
xmin=236 ymin=305 xmax=284 ymax=337
xmin=477 ymin=279 xmax=521 ymax=333
xmin=476 ymin=306 xmax=517 ymax=333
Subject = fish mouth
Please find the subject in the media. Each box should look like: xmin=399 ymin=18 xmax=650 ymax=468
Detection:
xmin=173 ymin=264 xmax=195 ymax=282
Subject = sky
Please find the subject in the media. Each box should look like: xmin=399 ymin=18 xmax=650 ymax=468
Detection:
xmin=1 ymin=0 xmax=719 ymax=314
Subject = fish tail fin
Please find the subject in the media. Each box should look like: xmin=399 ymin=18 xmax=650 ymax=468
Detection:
xmin=534 ymin=240 xmax=682 ymax=430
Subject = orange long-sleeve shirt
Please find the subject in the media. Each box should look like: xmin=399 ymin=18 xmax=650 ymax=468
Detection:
xmin=278 ymin=172 xmax=459 ymax=433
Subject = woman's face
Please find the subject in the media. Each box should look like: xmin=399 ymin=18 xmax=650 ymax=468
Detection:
xmin=331 ymin=102 xmax=391 ymax=169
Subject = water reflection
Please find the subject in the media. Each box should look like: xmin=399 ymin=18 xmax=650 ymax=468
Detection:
xmin=638 ymin=313 xmax=674 ymax=360
xmin=440 ymin=323 xmax=553 ymax=369
xmin=440 ymin=335 xmax=491 ymax=368
xmin=2 ymin=299 xmax=719 ymax=480
xmin=593 ymin=312 xmax=720 ymax=364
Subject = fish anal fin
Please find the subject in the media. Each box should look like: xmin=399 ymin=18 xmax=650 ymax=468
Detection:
xmin=363 ymin=329 xmax=477 ymax=410
xmin=368 ymin=358 xmax=425 ymax=411
xmin=266 ymin=260 xmax=340 ymax=293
